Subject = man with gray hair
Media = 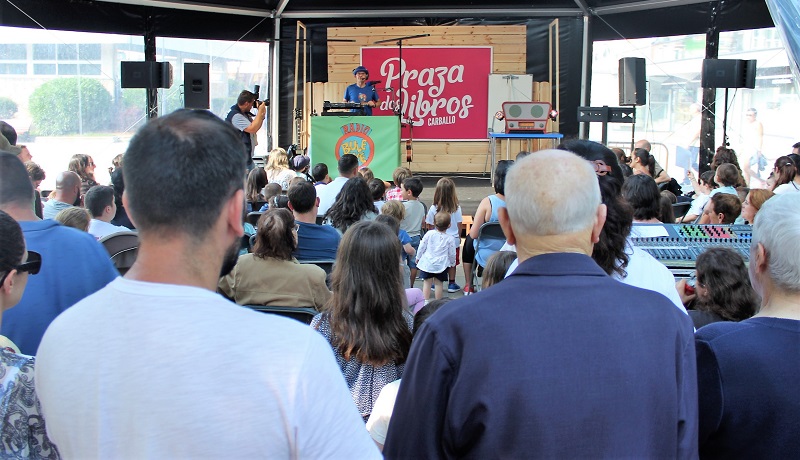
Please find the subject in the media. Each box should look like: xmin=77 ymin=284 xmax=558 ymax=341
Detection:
xmin=384 ymin=150 xmax=697 ymax=458
xmin=35 ymin=110 xmax=380 ymax=458
xmin=695 ymin=193 xmax=800 ymax=457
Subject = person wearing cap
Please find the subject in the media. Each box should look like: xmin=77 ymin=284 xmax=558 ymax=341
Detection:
xmin=292 ymin=154 xmax=312 ymax=182
xmin=344 ymin=66 xmax=379 ymax=116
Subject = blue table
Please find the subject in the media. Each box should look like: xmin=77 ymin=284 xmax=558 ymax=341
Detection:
xmin=487 ymin=132 xmax=565 ymax=180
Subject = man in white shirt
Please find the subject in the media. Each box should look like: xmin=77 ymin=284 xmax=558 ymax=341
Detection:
xmin=317 ymin=153 xmax=359 ymax=216
xmin=35 ymin=109 xmax=380 ymax=459
xmin=84 ymin=185 xmax=130 ymax=239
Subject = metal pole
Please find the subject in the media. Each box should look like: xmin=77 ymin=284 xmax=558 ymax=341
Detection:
xmin=144 ymin=13 xmax=158 ymax=120
xmin=699 ymin=0 xmax=722 ymax=174
xmin=579 ymin=14 xmax=591 ymax=139
xmin=270 ymin=17 xmax=281 ymax=150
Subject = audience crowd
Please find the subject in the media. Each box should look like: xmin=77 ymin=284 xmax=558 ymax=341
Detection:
xmin=0 ymin=114 xmax=798 ymax=458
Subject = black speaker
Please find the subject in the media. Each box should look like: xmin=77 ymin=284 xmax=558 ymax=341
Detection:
xmin=184 ymin=63 xmax=210 ymax=109
xmin=619 ymin=58 xmax=646 ymax=106
xmin=701 ymin=59 xmax=756 ymax=89
xmin=120 ymin=61 xmax=173 ymax=89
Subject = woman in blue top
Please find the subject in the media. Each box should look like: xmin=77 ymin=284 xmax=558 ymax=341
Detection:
xmin=462 ymin=160 xmax=512 ymax=293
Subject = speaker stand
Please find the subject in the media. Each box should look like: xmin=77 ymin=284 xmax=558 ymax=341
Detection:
xmin=722 ymin=88 xmax=730 ymax=147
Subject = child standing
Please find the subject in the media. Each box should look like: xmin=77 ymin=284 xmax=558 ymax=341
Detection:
xmin=400 ymin=177 xmax=425 ymax=287
xmin=416 ymin=211 xmax=456 ymax=300
xmin=386 ymin=167 xmax=412 ymax=201
xmin=425 ymin=177 xmax=462 ymax=292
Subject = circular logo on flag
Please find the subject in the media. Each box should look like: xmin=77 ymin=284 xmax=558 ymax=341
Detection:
xmin=335 ymin=132 xmax=375 ymax=167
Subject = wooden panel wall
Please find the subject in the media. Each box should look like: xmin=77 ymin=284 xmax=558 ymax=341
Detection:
xmin=303 ymin=25 xmax=550 ymax=174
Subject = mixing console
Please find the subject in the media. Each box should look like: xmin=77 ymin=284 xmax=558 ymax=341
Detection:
xmin=630 ymin=224 xmax=752 ymax=275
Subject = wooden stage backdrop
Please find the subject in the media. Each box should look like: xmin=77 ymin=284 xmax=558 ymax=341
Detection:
xmin=300 ymin=25 xmax=557 ymax=175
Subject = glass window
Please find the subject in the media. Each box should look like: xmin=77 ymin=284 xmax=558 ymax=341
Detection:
xmin=156 ymin=36 xmax=270 ymax=154
xmin=58 ymin=63 xmax=77 ymax=75
xmin=0 ymin=25 xmax=270 ymax=193
xmin=80 ymin=64 xmax=102 ymax=75
xmin=33 ymin=63 xmax=56 ymax=75
xmin=79 ymin=44 xmax=101 ymax=60
xmin=33 ymin=44 xmax=55 ymax=60
xmin=0 ymin=63 xmax=26 ymax=74
xmin=57 ymin=44 xmax=78 ymax=60
xmin=590 ymin=27 xmax=798 ymax=186
xmin=0 ymin=44 xmax=26 ymax=60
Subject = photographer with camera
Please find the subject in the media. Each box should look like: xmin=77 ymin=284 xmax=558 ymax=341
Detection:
xmin=226 ymin=88 xmax=267 ymax=171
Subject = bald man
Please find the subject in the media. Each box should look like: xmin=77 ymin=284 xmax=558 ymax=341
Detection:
xmin=42 ymin=171 xmax=81 ymax=219
xmin=0 ymin=153 xmax=117 ymax=355
xmin=634 ymin=139 xmax=672 ymax=184
xmin=384 ymin=150 xmax=698 ymax=458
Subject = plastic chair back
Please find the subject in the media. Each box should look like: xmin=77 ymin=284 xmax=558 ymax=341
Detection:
xmin=99 ymin=231 xmax=139 ymax=275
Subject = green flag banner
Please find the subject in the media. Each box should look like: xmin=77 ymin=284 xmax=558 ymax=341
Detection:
xmin=310 ymin=115 xmax=401 ymax=180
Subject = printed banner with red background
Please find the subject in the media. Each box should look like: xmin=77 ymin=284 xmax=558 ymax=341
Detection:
xmin=361 ymin=47 xmax=492 ymax=141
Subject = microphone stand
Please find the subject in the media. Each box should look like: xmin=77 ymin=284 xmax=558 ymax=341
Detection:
xmin=373 ymin=34 xmax=429 ymax=119
xmin=373 ymin=34 xmax=429 ymax=169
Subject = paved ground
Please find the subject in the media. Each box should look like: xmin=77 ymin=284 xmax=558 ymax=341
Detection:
xmin=407 ymin=174 xmax=496 ymax=298
xmin=415 ymin=174 xmax=494 ymax=217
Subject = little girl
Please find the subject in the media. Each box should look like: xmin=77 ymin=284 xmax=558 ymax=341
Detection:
xmin=416 ymin=211 xmax=456 ymax=300
xmin=425 ymin=177 xmax=462 ymax=292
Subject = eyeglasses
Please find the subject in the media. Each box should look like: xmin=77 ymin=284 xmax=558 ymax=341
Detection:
xmin=0 ymin=251 xmax=41 ymax=285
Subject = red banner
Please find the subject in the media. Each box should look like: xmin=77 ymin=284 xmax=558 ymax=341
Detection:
xmin=361 ymin=47 xmax=492 ymax=141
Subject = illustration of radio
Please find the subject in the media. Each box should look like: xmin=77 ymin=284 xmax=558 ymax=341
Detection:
xmin=502 ymin=102 xmax=556 ymax=134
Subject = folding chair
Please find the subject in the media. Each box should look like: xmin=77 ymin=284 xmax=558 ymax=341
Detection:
xmin=471 ymin=222 xmax=506 ymax=292
xmin=298 ymin=259 xmax=335 ymax=274
xmin=99 ymin=231 xmax=139 ymax=276
xmin=245 ymin=305 xmax=318 ymax=324
xmin=672 ymin=202 xmax=691 ymax=221
xmin=246 ymin=212 xmax=263 ymax=227
xmin=298 ymin=259 xmax=336 ymax=289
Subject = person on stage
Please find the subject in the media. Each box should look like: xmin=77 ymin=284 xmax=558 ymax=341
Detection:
xmin=344 ymin=66 xmax=379 ymax=116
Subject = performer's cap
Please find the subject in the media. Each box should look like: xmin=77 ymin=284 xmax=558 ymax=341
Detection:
xmin=353 ymin=66 xmax=369 ymax=76
xmin=293 ymin=154 xmax=310 ymax=170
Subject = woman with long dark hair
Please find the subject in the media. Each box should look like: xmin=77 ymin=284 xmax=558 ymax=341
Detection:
xmin=311 ymin=220 xmax=413 ymax=420
xmin=557 ymin=140 xmax=685 ymax=311
xmin=323 ymin=177 xmax=377 ymax=234
xmin=68 ymin=153 xmax=97 ymax=197
xmin=218 ymin=208 xmax=330 ymax=309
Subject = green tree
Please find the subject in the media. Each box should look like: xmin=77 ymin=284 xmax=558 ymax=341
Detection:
xmin=29 ymin=77 xmax=112 ymax=135
xmin=0 ymin=97 xmax=18 ymax=119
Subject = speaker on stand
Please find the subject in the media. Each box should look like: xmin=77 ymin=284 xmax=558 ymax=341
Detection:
xmin=618 ymin=58 xmax=646 ymax=149
xmin=701 ymin=59 xmax=757 ymax=148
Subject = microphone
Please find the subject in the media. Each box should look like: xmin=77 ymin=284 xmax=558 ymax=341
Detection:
xmin=366 ymin=80 xmax=382 ymax=86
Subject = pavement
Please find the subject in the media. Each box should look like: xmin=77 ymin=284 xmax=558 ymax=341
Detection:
xmin=408 ymin=174 xmax=496 ymax=299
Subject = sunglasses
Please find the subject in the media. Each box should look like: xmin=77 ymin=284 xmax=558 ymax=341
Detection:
xmin=0 ymin=251 xmax=42 ymax=285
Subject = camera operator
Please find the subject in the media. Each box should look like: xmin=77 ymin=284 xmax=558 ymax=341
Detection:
xmin=226 ymin=89 xmax=266 ymax=171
